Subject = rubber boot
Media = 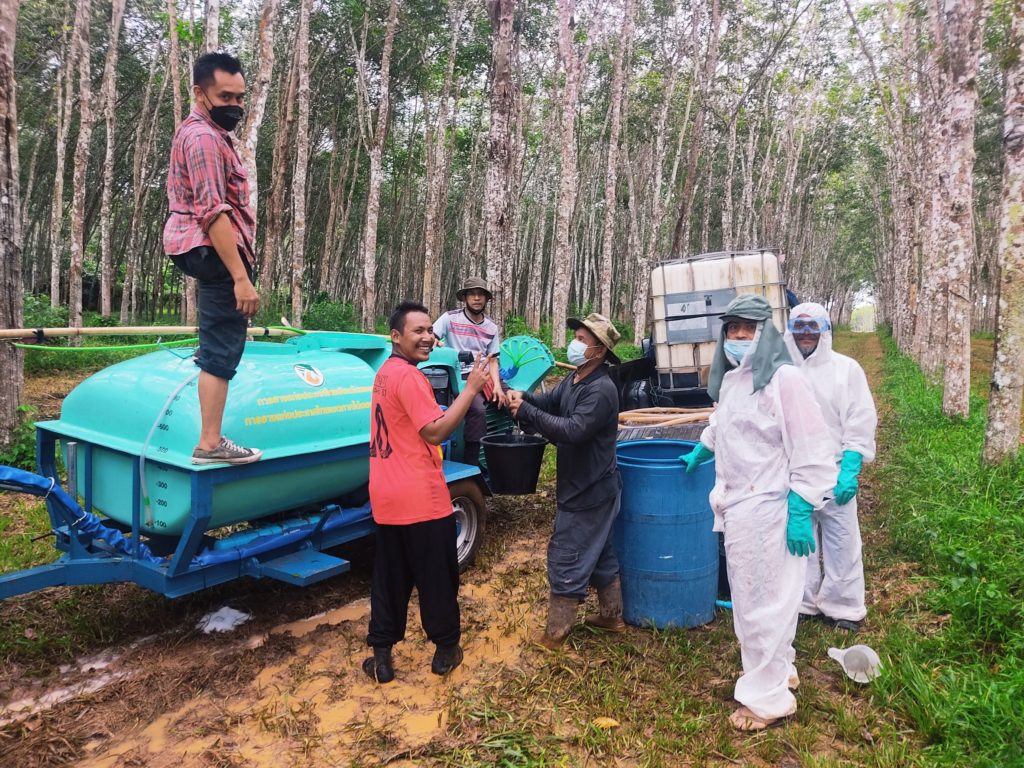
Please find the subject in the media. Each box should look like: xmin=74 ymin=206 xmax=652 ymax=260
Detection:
xmin=584 ymin=577 xmax=626 ymax=633
xmin=462 ymin=441 xmax=481 ymax=468
xmin=362 ymin=646 xmax=395 ymax=684
xmin=431 ymin=643 xmax=464 ymax=676
xmin=537 ymin=594 xmax=578 ymax=650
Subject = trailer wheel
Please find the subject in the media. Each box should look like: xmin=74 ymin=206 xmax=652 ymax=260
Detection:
xmin=449 ymin=480 xmax=487 ymax=572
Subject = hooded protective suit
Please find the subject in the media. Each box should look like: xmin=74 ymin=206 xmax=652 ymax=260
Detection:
xmin=699 ymin=297 xmax=836 ymax=720
xmin=783 ymin=302 xmax=877 ymax=622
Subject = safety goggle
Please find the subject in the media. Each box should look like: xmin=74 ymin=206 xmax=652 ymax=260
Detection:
xmin=788 ymin=317 xmax=830 ymax=333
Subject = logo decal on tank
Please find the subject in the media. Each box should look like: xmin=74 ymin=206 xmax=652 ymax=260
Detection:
xmin=293 ymin=363 xmax=325 ymax=387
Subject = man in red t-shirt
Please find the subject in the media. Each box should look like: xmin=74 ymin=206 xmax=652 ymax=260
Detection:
xmin=363 ymin=301 xmax=489 ymax=684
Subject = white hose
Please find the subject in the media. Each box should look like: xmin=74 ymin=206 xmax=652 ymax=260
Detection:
xmin=139 ymin=369 xmax=200 ymax=527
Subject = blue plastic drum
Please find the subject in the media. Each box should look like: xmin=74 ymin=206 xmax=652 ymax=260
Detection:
xmin=614 ymin=439 xmax=718 ymax=629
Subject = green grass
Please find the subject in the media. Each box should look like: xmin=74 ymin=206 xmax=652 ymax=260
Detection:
xmin=0 ymin=405 xmax=38 ymax=470
xmin=871 ymin=333 xmax=1024 ymax=767
xmin=0 ymin=497 xmax=53 ymax=574
xmin=7 ymin=329 xmax=1019 ymax=765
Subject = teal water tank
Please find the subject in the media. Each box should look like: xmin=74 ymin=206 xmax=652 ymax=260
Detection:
xmin=614 ymin=439 xmax=718 ymax=629
xmin=43 ymin=332 xmax=395 ymax=535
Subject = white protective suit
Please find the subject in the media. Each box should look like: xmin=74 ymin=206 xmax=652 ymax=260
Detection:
xmin=784 ymin=302 xmax=878 ymax=622
xmin=700 ymin=325 xmax=836 ymax=720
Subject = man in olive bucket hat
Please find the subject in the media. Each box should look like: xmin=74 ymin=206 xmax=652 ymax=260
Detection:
xmin=508 ymin=313 xmax=624 ymax=649
xmin=433 ymin=277 xmax=507 ymax=467
xmin=680 ymin=294 xmax=835 ymax=730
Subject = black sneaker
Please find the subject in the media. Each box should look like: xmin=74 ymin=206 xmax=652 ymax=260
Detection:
xmin=431 ymin=644 xmax=463 ymax=676
xmin=362 ymin=646 xmax=395 ymax=683
xmin=833 ymin=619 xmax=861 ymax=633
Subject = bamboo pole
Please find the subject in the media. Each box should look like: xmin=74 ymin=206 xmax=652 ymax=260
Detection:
xmin=0 ymin=325 xmax=303 ymax=340
xmin=618 ymin=407 xmax=714 ymax=428
xmin=621 ymin=406 xmax=711 ymax=414
xmin=618 ymin=415 xmax=711 ymax=428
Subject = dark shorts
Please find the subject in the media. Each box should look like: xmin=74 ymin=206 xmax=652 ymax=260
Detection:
xmin=464 ymin=391 xmax=486 ymax=443
xmin=170 ymin=246 xmax=252 ymax=381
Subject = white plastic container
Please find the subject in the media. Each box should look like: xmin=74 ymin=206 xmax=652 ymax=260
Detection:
xmin=649 ymin=250 xmax=788 ymax=390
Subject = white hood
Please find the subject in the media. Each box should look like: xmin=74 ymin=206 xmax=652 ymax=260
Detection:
xmin=783 ymin=301 xmax=833 ymax=366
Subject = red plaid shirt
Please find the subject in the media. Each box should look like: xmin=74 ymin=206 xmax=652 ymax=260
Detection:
xmin=163 ymin=108 xmax=256 ymax=266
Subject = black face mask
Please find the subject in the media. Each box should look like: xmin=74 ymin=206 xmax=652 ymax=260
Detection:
xmin=208 ymin=104 xmax=244 ymax=131
xmin=200 ymin=89 xmax=244 ymax=131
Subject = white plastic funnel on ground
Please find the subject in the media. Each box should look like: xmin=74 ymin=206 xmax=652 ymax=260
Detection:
xmin=828 ymin=644 xmax=882 ymax=683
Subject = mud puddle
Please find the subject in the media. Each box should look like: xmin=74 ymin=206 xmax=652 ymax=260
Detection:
xmin=44 ymin=530 xmax=551 ymax=767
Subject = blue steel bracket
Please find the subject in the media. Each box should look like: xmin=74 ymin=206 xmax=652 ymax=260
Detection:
xmin=5 ymin=432 xmax=474 ymax=601
xmin=36 ymin=429 xmax=88 ymax=549
xmin=166 ymin=443 xmax=370 ymax=578
xmin=442 ymin=460 xmax=491 ymax=497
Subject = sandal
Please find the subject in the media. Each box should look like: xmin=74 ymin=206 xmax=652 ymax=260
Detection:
xmin=729 ymin=706 xmax=780 ymax=731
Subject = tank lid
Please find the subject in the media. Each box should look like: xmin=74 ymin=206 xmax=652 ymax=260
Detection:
xmin=657 ymin=248 xmax=778 ymax=267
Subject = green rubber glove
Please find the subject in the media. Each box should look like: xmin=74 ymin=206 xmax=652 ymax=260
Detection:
xmin=786 ymin=490 xmax=816 ymax=557
xmin=679 ymin=443 xmax=714 ymax=473
xmin=834 ymin=450 xmax=863 ymax=505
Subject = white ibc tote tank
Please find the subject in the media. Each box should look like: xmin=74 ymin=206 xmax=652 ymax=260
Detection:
xmin=649 ymin=250 xmax=789 ymax=393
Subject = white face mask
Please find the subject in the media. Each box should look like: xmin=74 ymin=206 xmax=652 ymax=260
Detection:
xmin=723 ymin=339 xmax=753 ymax=364
xmin=567 ymin=339 xmax=597 ymax=366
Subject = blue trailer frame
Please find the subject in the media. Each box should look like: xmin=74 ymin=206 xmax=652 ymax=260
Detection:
xmin=0 ymin=426 xmax=487 ymax=601
xmin=0 ymin=333 xmax=559 ymax=603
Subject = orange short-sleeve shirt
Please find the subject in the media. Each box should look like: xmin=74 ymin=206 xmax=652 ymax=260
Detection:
xmin=368 ymin=355 xmax=451 ymax=525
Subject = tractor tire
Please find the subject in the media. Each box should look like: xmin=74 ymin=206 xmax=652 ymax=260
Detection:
xmin=449 ymin=479 xmax=488 ymax=573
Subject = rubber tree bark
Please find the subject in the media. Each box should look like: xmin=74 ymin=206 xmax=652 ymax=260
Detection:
xmin=0 ymin=0 xmax=23 ymax=449
xmin=983 ymin=1 xmax=1024 ymax=462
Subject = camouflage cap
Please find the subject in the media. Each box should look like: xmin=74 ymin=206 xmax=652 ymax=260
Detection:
xmin=567 ymin=312 xmax=621 ymax=365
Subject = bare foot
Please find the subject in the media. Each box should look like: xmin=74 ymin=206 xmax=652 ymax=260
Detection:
xmin=729 ymin=706 xmax=779 ymax=731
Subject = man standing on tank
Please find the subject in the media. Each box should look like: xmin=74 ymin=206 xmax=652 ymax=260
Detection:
xmin=163 ymin=52 xmax=261 ymax=466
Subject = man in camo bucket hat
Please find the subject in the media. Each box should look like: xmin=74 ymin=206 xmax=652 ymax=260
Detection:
xmin=508 ymin=313 xmax=624 ymax=649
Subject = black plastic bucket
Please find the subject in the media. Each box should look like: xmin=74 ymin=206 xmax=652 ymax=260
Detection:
xmin=480 ymin=434 xmax=548 ymax=495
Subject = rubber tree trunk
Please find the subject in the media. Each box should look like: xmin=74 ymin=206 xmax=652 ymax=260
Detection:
xmin=238 ymin=0 xmax=280 ymax=225
xmin=68 ymin=0 xmax=94 ymax=332
xmin=290 ymin=0 xmax=311 ymax=327
xmin=669 ymin=0 xmax=720 ymax=259
xmin=204 ymin=0 xmax=219 ymax=52
xmin=484 ymin=0 xmax=517 ymax=324
xmin=50 ymin=0 xmax=84 ymax=308
xmin=98 ymin=0 xmax=127 ymax=317
xmin=550 ymin=0 xmax=590 ymax=348
xmin=0 ymin=0 xmax=23 ymax=449
xmin=597 ymin=0 xmax=633 ymax=318
xmin=424 ymin=0 xmax=465 ymax=316
xmin=355 ymin=0 xmax=400 ymax=331
xmin=983 ymin=3 xmax=1024 ymax=463
xmin=939 ymin=0 xmax=989 ymax=419
xmin=120 ymin=45 xmax=166 ymax=322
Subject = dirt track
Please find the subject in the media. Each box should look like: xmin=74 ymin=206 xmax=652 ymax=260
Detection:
xmin=73 ymin=529 xmax=549 ymax=768
xmin=2 ymin=334 xmax=929 ymax=766
xmin=0 ymin=467 xmax=557 ymax=767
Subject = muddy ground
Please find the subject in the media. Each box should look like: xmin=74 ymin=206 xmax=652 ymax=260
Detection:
xmin=1 ymin=334 xmax=936 ymax=766
xmin=1 ymin=368 xmax=566 ymax=766
xmin=1 ymin=476 xmax=559 ymax=767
